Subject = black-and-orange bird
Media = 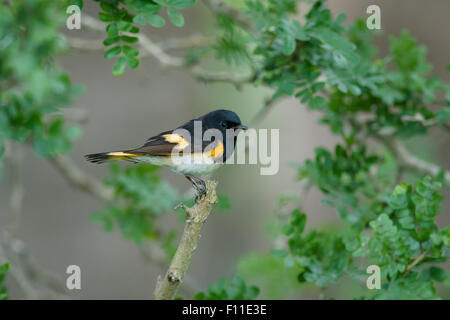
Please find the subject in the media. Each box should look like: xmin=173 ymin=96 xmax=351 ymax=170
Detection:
xmin=85 ymin=109 xmax=247 ymax=198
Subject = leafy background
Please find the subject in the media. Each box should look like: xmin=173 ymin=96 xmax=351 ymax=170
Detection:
xmin=0 ymin=0 xmax=449 ymax=299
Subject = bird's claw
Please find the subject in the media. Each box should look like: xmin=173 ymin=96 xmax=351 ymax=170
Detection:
xmin=194 ymin=187 xmax=207 ymax=203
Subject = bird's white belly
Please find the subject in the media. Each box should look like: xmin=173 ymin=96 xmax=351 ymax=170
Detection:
xmin=135 ymin=155 xmax=221 ymax=176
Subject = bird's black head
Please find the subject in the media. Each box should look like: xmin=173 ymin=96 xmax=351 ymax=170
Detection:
xmin=200 ymin=109 xmax=247 ymax=132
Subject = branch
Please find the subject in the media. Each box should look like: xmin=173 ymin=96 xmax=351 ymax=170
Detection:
xmin=249 ymin=96 xmax=279 ymax=127
xmin=6 ymin=142 xmax=24 ymax=235
xmin=0 ymin=143 xmax=70 ymax=299
xmin=157 ymin=34 xmax=212 ymax=51
xmin=139 ymin=242 xmax=202 ymax=297
xmin=47 ymin=154 xmax=205 ymax=298
xmin=47 ymin=155 xmax=114 ymax=203
xmin=376 ymin=136 xmax=450 ymax=183
xmin=0 ymin=232 xmax=69 ymax=299
xmin=154 ymin=180 xmax=218 ymax=300
xmin=67 ymin=34 xmax=211 ymax=52
xmin=403 ymin=248 xmax=431 ymax=276
xmin=79 ymin=15 xmax=253 ymax=89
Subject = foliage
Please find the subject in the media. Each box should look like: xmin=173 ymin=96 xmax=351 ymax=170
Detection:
xmin=92 ymin=163 xmax=178 ymax=243
xmin=194 ymin=275 xmax=259 ymax=300
xmin=0 ymin=263 xmax=10 ymax=300
xmin=0 ymin=0 xmax=81 ymax=168
xmin=1 ymin=0 xmax=449 ymax=300
xmin=93 ymin=0 xmax=197 ymax=75
xmin=274 ymin=176 xmax=449 ymax=299
xmin=237 ymin=253 xmax=301 ymax=299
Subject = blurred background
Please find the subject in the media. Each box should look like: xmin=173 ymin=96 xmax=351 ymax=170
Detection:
xmin=1 ymin=0 xmax=449 ymax=299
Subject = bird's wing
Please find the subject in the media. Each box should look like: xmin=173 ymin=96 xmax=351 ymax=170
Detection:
xmin=131 ymin=129 xmax=223 ymax=158
xmin=130 ymin=131 xmax=191 ymax=156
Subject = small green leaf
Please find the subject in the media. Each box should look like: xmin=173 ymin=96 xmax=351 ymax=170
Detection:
xmin=170 ymin=0 xmax=196 ymax=9
xmin=133 ymin=13 xmax=147 ymax=26
xmin=103 ymin=36 xmax=120 ymax=46
xmin=117 ymin=21 xmax=132 ymax=32
xmin=147 ymin=14 xmax=165 ymax=28
xmin=98 ymin=12 xmax=113 ymax=22
xmin=70 ymin=0 xmax=83 ymax=10
xmin=121 ymin=35 xmax=139 ymax=44
xmin=310 ymin=96 xmax=326 ymax=109
xmin=104 ymin=46 xmax=122 ymax=59
xmin=154 ymin=0 xmax=196 ymax=9
xmin=100 ymin=2 xmax=115 ymax=13
xmin=122 ymin=45 xmax=139 ymax=58
xmin=112 ymin=56 xmax=127 ymax=76
xmin=167 ymin=7 xmax=184 ymax=27
xmin=282 ymin=35 xmax=296 ymax=55
xmin=106 ymin=24 xmax=118 ymax=37
xmin=126 ymin=56 xmax=139 ymax=69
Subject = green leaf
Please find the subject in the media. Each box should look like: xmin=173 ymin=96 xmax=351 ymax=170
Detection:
xmin=121 ymin=35 xmax=139 ymax=44
xmin=116 ymin=21 xmax=133 ymax=32
xmin=310 ymin=96 xmax=326 ymax=109
xmin=104 ymin=46 xmax=122 ymax=59
xmin=126 ymin=56 xmax=139 ymax=69
xmin=122 ymin=45 xmax=139 ymax=58
xmin=282 ymin=35 xmax=296 ymax=55
xmin=133 ymin=13 xmax=147 ymax=26
xmin=147 ymin=14 xmax=166 ymax=28
xmin=70 ymin=0 xmax=83 ymax=10
xmin=103 ymin=36 xmax=121 ymax=46
xmin=309 ymin=27 xmax=360 ymax=64
xmin=155 ymin=0 xmax=196 ymax=9
xmin=98 ymin=12 xmax=113 ymax=22
xmin=170 ymin=0 xmax=196 ymax=9
xmin=100 ymin=2 xmax=115 ymax=13
xmin=112 ymin=56 xmax=127 ymax=76
xmin=428 ymin=267 xmax=447 ymax=282
xmin=167 ymin=7 xmax=184 ymax=27
xmin=106 ymin=24 xmax=119 ymax=37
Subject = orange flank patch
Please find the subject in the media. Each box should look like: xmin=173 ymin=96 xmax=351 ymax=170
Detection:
xmin=208 ymin=140 xmax=224 ymax=158
xmin=163 ymin=133 xmax=190 ymax=150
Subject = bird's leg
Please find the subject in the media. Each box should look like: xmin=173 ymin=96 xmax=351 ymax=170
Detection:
xmin=185 ymin=174 xmax=207 ymax=202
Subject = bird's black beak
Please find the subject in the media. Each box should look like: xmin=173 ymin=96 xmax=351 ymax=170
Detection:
xmin=235 ymin=124 xmax=248 ymax=130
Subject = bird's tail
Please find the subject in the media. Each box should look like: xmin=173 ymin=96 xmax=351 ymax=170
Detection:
xmin=85 ymin=151 xmax=140 ymax=164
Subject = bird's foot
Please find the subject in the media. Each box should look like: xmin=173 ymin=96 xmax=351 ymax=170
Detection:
xmin=194 ymin=189 xmax=207 ymax=203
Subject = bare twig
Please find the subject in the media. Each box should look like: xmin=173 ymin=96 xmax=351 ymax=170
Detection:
xmin=139 ymin=242 xmax=202 ymax=297
xmin=46 ymin=154 xmax=207 ymax=298
xmin=78 ymin=15 xmax=254 ymax=88
xmin=249 ymin=97 xmax=279 ymax=127
xmin=0 ymin=232 xmax=69 ymax=299
xmin=190 ymin=66 xmax=254 ymax=90
xmin=376 ymin=135 xmax=450 ymax=183
xmin=1 ymin=143 xmax=68 ymax=299
xmin=154 ymin=181 xmax=218 ymax=300
xmin=403 ymin=248 xmax=431 ymax=276
xmin=66 ymin=37 xmax=104 ymax=51
xmin=0 ymin=242 xmax=39 ymax=299
xmin=47 ymin=155 xmax=114 ymax=203
xmin=356 ymin=111 xmax=450 ymax=134
xmin=157 ymin=34 xmax=212 ymax=51
xmin=6 ymin=143 xmax=24 ymax=235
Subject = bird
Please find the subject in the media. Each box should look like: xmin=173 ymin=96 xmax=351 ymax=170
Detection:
xmin=85 ymin=109 xmax=247 ymax=200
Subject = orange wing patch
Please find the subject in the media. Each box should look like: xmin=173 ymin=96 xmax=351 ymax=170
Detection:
xmin=162 ymin=134 xmax=190 ymax=151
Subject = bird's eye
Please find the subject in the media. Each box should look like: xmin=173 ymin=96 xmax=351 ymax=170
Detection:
xmin=220 ymin=121 xmax=227 ymax=128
